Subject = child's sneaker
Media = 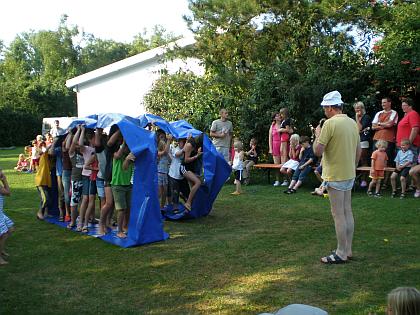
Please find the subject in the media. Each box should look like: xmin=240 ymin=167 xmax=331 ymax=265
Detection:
xmin=360 ymin=180 xmax=367 ymax=188
xmin=414 ymin=190 xmax=420 ymax=198
xmin=273 ymin=181 xmax=280 ymax=187
xmin=374 ymin=193 xmax=382 ymax=198
xmin=280 ymin=180 xmax=289 ymax=186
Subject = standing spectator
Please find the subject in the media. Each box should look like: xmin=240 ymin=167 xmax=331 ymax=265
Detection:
xmin=278 ymin=108 xmax=293 ymax=163
xmin=367 ymin=140 xmax=388 ymax=197
xmin=409 ymin=154 xmax=420 ymax=198
xmin=353 ymin=101 xmax=372 ymax=187
xmin=210 ymin=109 xmax=233 ymax=163
xmin=396 ymin=98 xmax=420 ymax=161
xmin=50 ymin=120 xmax=64 ymax=137
xmin=243 ymin=138 xmax=259 ymax=185
xmin=268 ymin=112 xmax=282 ymax=186
xmin=35 ymin=141 xmax=52 ymax=220
xmin=230 ymin=140 xmax=244 ymax=195
xmin=372 ymin=97 xmax=398 ymax=187
xmin=314 ymin=91 xmax=360 ymax=264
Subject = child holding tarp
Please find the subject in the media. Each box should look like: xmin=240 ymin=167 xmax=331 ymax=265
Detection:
xmin=168 ymin=138 xmax=190 ymax=213
xmin=157 ymin=134 xmax=172 ymax=209
xmin=111 ymin=140 xmax=133 ymax=238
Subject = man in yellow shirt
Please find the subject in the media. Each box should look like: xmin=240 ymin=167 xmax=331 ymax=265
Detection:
xmin=314 ymin=91 xmax=361 ymax=264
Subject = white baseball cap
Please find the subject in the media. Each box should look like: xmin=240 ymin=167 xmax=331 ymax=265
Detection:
xmin=321 ymin=91 xmax=343 ymax=106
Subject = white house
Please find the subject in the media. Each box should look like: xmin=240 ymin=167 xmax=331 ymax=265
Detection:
xmin=66 ymin=36 xmax=203 ymax=118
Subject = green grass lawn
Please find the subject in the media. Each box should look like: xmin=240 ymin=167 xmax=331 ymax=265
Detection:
xmin=0 ymin=147 xmax=419 ymax=314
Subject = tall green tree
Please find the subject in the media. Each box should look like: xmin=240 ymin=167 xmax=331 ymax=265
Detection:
xmin=371 ymin=1 xmax=420 ymax=97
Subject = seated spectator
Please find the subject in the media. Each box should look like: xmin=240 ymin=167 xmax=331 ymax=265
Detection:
xmin=409 ymin=154 xmax=420 ymax=198
xmin=387 ymin=287 xmax=420 ymax=315
xmin=391 ymin=139 xmax=414 ymax=199
xmin=30 ymin=140 xmax=40 ymax=173
xmin=14 ymin=154 xmax=29 ymax=172
xmin=284 ymin=136 xmax=315 ymax=194
xmin=311 ymin=160 xmax=327 ymax=196
xmin=280 ymin=134 xmax=300 ymax=184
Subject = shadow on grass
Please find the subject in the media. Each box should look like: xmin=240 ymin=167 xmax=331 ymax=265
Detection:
xmin=1 ymin=179 xmax=419 ymax=314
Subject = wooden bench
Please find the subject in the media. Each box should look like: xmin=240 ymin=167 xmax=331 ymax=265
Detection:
xmin=356 ymin=166 xmax=396 ymax=173
xmin=253 ymin=163 xmax=283 ymax=183
xmin=355 ymin=166 xmax=396 ymax=190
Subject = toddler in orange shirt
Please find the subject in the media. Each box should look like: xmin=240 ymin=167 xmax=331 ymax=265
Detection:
xmin=367 ymin=140 xmax=388 ymax=197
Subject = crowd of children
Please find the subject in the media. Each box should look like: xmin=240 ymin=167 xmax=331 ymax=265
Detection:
xmin=25 ymin=124 xmax=206 ymax=239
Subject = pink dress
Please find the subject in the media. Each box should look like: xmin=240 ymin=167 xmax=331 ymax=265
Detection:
xmin=271 ymin=123 xmax=281 ymax=156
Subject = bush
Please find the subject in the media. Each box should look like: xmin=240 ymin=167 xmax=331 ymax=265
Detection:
xmin=0 ymin=108 xmax=41 ymax=147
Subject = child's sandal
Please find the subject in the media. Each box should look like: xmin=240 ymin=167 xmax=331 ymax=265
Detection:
xmin=67 ymin=223 xmax=76 ymax=229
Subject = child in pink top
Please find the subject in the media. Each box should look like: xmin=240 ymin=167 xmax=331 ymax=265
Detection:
xmin=367 ymin=140 xmax=388 ymax=196
xmin=280 ymin=134 xmax=300 ymax=182
xmin=14 ymin=154 xmax=29 ymax=172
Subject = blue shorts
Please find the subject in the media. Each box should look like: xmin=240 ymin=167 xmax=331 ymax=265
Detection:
xmin=96 ymin=178 xmax=105 ymax=198
xmin=82 ymin=175 xmax=97 ymax=196
xmin=324 ymin=178 xmax=355 ymax=191
xmin=158 ymin=173 xmax=168 ymax=186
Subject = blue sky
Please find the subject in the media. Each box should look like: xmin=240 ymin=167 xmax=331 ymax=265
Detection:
xmin=0 ymin=0 xmax=192 ymax=45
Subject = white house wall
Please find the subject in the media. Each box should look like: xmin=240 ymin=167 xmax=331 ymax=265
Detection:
xmin=76 ymin=57 xmax=203 ymax=118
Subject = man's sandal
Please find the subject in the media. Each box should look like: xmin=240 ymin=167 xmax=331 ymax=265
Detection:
xmin=321 ymin=253 xmax=347 ymax=264
xmin=331 ymin=250 xmax=353 ymax=260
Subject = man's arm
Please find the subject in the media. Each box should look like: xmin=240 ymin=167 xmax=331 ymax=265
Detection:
xmin=355 ymin=142 xmax=361 ymax=167
xmin=313 ymin=124 xmax=325 ymax=157
xmin=409 ymin=127 xmax=419 ymax=144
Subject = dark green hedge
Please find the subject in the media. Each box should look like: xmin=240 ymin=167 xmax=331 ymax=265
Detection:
xmin=0 ymin=108 xmax=42 ymax=147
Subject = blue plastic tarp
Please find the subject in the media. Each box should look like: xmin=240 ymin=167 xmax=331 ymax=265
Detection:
xmin=45 ymin=113 xmax=231 ymax=247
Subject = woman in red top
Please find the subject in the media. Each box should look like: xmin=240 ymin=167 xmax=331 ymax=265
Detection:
xmin=396 ymin=98 xmax=420 ymax=156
